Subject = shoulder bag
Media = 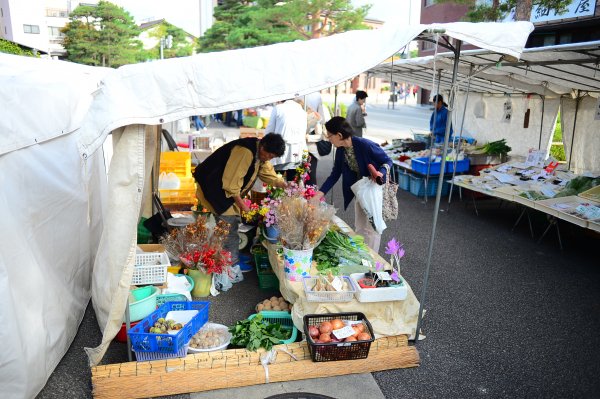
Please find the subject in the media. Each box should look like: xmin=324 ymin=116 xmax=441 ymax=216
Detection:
xmin=382 ymin=164 xmax=398 ymax=221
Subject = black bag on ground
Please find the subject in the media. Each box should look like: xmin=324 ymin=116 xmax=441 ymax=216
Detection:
xmin=316 ymin=140 xmax=332 ymax=156
xmin=143 ymin=193 xmax=173 ymax=240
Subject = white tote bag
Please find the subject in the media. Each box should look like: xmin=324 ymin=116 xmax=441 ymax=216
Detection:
xmin=351 ymin=177 xmax=386 ymax=234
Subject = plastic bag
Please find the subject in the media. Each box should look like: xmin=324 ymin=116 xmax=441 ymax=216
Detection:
xmin=229 ymin=265 xmax=244 ymax=284
xmin=351 ymin=177 xmax=386 ymax=234
xmin=158 ymin=172 xmax=180 ymax=189
xmin=213 ymin=271 xmax=233 ymax=292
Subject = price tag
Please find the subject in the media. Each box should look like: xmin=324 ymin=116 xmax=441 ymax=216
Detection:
xmin=575 ymin=205 xmax=588 ymax=215
xmin=332 ymin=326 xmax=356 ymax=340
xmin=376 ymin=271 xmax=392 ymax=281
xmin=361 ymin=259 xmax=372 ymax=268
xmin=541 ymin=188 xmax=556 ymax=198
xmin=331 ymin=276 xmax=343 ymax=291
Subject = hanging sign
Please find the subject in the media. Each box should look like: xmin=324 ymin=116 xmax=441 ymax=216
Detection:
xmin=502 ymin=99 xmax=513 ymax=123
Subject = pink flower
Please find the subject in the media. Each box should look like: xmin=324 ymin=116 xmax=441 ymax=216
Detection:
xmin=375 ymin=262 xmax=384 ymax=271
xmin=385 ymin=238 xmax=401 ymax=256
xmin=390 ymin=270 xmax=401 ymax=283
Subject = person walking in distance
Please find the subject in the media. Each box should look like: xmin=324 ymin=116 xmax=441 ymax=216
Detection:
xmin=346 ymin=90 xmax=368 ymax=138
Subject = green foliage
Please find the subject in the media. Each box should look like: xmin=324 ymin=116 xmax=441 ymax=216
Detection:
xmin=324 ymin=102 xmax=347 ymax=118
xmin=409 ymin=49 xmax=419 ymax=58
xmin=550 ymin=144 xmax=565 ymax=161
xmin=435 ymin=0 xmax=572 ymax=21
xmin=199 ymin=0 xmax=370 ymax=52
xmin=61 ymin=1 xmax=142 ymax=67
xmin=553 ymin=112 xmax=562 ymax=142
xmin=144 ymin=22 xmax=197 ymax=60
xmin=228 ymin=314 xmax=291 ymax=351
xmin=0 ymin=39 xmax=36 ymax=56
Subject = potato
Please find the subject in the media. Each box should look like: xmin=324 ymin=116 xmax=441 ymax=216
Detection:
xmin=272 ymin=305 xmax=281 ymax=311
xmin=257 ymin=304 xmax=264 ymax=312
xmin=263 ymin=302 xmax=272 ymax=310
xmin=270 ymin=296 xmax=278 ymax=302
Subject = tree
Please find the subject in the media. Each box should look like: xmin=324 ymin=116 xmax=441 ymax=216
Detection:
xmin=0 ymin=39 xmax=36 ymax=56
xmin=436 ymin=0 xmax=571 ymax=21
xmin=199 ymin=0 xmax=371 ymax=52
xmin=142 ymin=21 xmax=197 ymax=60
xmin=62 ymin=1 xmax=142 ymax=67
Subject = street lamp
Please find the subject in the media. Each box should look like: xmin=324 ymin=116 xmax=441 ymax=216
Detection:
xmin=160 ymin=34 xmax=173 ymax=60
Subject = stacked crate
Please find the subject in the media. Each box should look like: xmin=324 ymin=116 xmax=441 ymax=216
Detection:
xmin=159 ymin=152 xmax=197 ymax=206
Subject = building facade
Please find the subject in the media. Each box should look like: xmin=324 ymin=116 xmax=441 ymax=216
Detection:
xmin=0 ymin=0 xmax=98 ymax=58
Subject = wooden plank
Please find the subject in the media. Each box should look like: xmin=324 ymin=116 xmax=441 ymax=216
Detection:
xmin=92 ymin=336 xmax=419 ymax=399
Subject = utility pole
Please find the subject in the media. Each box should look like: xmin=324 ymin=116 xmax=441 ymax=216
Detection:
xmin=160 ymin=35 xmax=173 ymax=60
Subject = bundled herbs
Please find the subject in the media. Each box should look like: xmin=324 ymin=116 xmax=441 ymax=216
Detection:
xmin=228 ymin=313 xmax=291 ymax=351
xmin=313 ymin=229 xmax=373 ymax=274
xmin=474 ymin=139 xmax=512 ymax=156
xmin=554 ymin=176 xmax=600 ymax=198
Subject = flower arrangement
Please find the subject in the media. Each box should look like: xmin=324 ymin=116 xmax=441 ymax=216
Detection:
xmin=160 ymin=216 xmax=233 ymax=275
xmin=294 ymin=151 xmax=311 ymax=184
xmin=385 ymin=238 xmax=405 ymax=284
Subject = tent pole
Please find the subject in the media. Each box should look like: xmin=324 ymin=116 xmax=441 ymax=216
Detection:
xmin=424 ymin=68 xmax=443 ymax=204
xmin=152 ymin=126 xmax=161 ymax=213
xmin=567 ymin=90 xmax=581 ymax=171
xmin=537 ymin=95 xmax=545 ymax=150
xmin=415 ymin=39 xmax=462 ymax=342
xmin=448 ymin=65 xmax=473 ymax=206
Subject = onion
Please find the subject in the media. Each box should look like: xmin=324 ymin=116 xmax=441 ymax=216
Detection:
xmin=319 ymin=321 xmax=332 ymax=334
xmin=351 ymin=325 xmax=361 ymax=337
xmin=354 ymin=323 xmax=365 ymax=333
xmin=357 ymin=332 xmax=371 ymax=341
xmin=345 ymin=336 xmax=357 ymax=342
xmin=308 ymin=326 xmax=320 ymax=339
xmin=330 ymin=319 xmax=344 ymax=330
xmin=319 ymin=333 xmax=332 ymax=343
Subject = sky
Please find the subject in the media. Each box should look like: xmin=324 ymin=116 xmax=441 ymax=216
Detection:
xmin=112 ymin=0 xmax=421 ymax=38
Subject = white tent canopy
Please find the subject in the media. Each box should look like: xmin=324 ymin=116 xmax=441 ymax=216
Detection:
xmin=367 ymin=41 xmax=600 ymax=173
xmin=0 ymin=21 xmax=534 ymax=399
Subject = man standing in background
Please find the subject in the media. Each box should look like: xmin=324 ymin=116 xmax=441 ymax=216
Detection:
xmin=346 ymin=90 xmax=368 ymax=137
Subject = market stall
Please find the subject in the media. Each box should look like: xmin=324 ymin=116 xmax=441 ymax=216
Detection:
xmin=0 ymin=21 xmax=535 ymax=399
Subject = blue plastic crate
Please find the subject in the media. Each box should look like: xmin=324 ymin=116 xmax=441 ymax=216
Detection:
xmin=409 ymin=175 xmax=450 ymax=197
xmin=128 ymin=301 xmax=209 ymax=356
xmin=397 ymin=170 xmax=411 ymax=191
xmin=411 ymin=157 xmax=470 ymax=175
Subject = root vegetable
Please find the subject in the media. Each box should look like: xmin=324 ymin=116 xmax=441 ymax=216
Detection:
xmin=355 ymin=323 xmax=365 ymax=333
xmin=257 ymin=304 xmax=264 ymax=312
xmin=263 ymin=303 xmax=272 ymax=310
xmin=357 ymin=332 xmax=371 ymax=341
xmin=345 ymin=336 xmax=357 ymax=342
xmin=319 ymin=321 xmax=332 ymax=334
xmin=330 ymin=319 xmax=344 ymax=330
xmin=270 ymin=296 xmax=278 ymax=302
xmin=319 ymin=333 xmax=332 ymax=343
xmin=272 ymin=306 xmax=281 ymax=311
xmin=308 ymin=326 xmax=320 ymax=338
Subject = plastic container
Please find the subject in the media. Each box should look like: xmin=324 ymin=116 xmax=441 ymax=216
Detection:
xmin=247 ymin=311 xmax=297 ymax=344
xmin=156 ymin=293 xmax=189 ymax=307
xmin=159 ymin=152 xmax=192 ymax=177
xmin=115 ymin=320 xmax=140 ymax=343
xmin=397 ymin=170 xmax=411 ymax=191
xmin=128 ymin=286 xmax=159 ymax=322
xmin=132 ymin=252 xmax=170 ymax=285
xmin=252 ymin=245 xmax=279 ymax=291
xmin=350 ymin=273 xmax=407 ymax=302
xmin=303 ymin=312 xmax=375 ymax=362
xmin=137 ymin=217 xmax=152 ymax=244
xmin=409 ymin=175 xmax=450 ymax=197
xmin=302 ymin=276 xmax=356 ymax=302
xmin=128 ymin=301 xmax=209 ymax=359
xmin=187 ymin=323 xmax=231 ymax=353
xmin=411 ymin=157 xmax=470 ymax=175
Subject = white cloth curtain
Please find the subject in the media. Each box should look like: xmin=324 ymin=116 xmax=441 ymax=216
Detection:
xmin=0 ymin=133 xmax=105 ymax=399
xmin=457 ymin=94 xmax=560 ymax=157
xmin=84 ymin=125 xmax=155 ymax=366
xmin=561 ymin=96 xmax=600 ymax=174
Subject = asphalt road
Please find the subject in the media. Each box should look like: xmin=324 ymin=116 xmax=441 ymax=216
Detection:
xmin=37 ymin=105 xmax=600 ymax=399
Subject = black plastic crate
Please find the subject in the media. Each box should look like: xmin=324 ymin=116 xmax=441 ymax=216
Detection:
xmin=303 ymin=312 xmax=374 ymax=362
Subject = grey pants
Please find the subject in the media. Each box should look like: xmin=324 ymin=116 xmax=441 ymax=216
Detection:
xmin=215 ymin=214 xmax=240 ymax=266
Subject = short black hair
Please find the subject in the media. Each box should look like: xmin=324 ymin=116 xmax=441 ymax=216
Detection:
xmin=260 ymin=133 xmax=286 ymax=156
xmin=325 ymin=116 xmax=354 ymax=139
xmin=356 ymin=90 xmax=368 ymax=100
xmin=432 ymin=94 xmax=444 ymax=103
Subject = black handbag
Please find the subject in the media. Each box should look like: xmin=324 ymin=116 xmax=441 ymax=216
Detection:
xmin=316 ymin=139 xmax=332 ymax=156
xmin=143 ymin=192 xmax=173 ymax=240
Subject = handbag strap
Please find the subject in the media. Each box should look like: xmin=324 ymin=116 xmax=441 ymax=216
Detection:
xmin=383 ymin=163 xmax=395 ymax=185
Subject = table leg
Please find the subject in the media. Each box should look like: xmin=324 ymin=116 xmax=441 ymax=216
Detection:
xmin=511 ymin=207 xmax=526 ymax=232
xmin=537 ymin=216 xmax=563 ymax=250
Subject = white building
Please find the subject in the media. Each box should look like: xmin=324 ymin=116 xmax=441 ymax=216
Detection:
xmin=0 ymin=0 xmax=98 ymax=58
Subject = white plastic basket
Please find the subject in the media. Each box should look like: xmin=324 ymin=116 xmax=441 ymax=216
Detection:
xmin=350 ymin=273 xmax=407 ymax=302
xmin=132 ymin=252 xmax=170 ymax=285
xmin=302 ymin=276 xmax=356 ymax=302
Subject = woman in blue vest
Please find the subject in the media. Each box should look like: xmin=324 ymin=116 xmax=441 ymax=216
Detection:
xmin=317 ymin=117 xmax=392 ymax=252
xmin=430 ymin=94 xmax=453 ymax=144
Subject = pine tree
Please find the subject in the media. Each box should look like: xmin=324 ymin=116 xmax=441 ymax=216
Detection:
xmin=436 ymin=0 xmax=572 ymax=21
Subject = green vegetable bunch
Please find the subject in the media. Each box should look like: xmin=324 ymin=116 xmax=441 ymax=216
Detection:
xmin=228 ymin=314 xmax=290 ymax=352
xmin=477 ymin=139 xmax=512 ymax=156
xmin=314 ymin=230 xmax=372 ymax=273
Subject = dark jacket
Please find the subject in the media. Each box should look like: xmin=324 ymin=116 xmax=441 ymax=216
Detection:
xmin=193 ymin=138 xmax=258 ymax=215
xmin=320 ymin=136 xmax=392 ymax=210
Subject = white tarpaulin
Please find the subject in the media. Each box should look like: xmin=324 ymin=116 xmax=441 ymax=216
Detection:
xmin=561 ymin=96 xmax=600 ymax=174
xmin=452 ymin=94 xmax=560 ymax=156
xmin=0 ymin=21 xmax=534 ymax=398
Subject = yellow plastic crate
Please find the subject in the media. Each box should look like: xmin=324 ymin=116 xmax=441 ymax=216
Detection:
xmin=160 ymin=152 xmax=191 ymax=178
xmin=159 ymin=189 xmax=197 ymax=205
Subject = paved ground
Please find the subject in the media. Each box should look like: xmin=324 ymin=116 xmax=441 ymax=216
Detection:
xmin=38 ymin=105 xmax=600 ymax=398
